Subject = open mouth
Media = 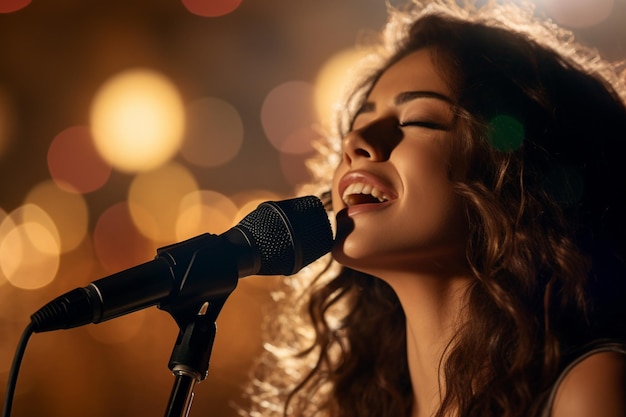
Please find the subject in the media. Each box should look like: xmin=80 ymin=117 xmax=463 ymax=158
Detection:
xmin=342 ymin=182 xmax=390 ymax=206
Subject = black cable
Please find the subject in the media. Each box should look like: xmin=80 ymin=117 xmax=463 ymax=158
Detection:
xmin=2 ymin=322 xmax=33 ymax=417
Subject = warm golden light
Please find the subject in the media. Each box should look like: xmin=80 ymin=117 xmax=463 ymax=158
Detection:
xmin=280 ymin=151 xmax=314 ymax=188
xmin=24 ymin=180 xmax=89 ymax=253
xmin=232 ymin=190 xmax=284 ymax=222
xmin=128 ymin=162 xmax=199 ymax=242
xmin=176 ymin=190 xmax=238 ymax=240
xmin=0 ymin=208 xmax=14 ymax=286
xmin=47 ymin=126 xmax=112 ymax=194
xmin=90 ymin=68 xmax=186 ymax=173
xmin=15 ymin=203 xmax=60 ymax=255
xmin=261 ymin=81 xmax=317 ymax=154
xmin=542 ymin=0 xmax=614 ymax=28
xmin=180 ymin=97 xmax=244 ymax=168
xmin=0 ymin=221 xmax=59 ymax=290
xmin=314 ymin=47 xmax=371 ymax=131
xmin=93 ymin=202 xmax=160 ymax=274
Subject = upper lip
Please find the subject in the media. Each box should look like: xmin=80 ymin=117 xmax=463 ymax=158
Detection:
xmin=338 ymin=170 xmax=398 ymax=206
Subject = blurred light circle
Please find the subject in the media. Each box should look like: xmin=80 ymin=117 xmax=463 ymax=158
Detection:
xmin=232 ymin=190 xmax=283 ymax=221
xmin=0 ymin=222 xmax=59 ymax=290
xmin=47 ymin=126 xmax=112 ymax=193
xmin=279 ymin=151 xmax=314 ymax=188
xmin=261 ymin=81 xmax=317 ymax=155
xmin=0 ymin=0 xmax=31 ymax=13
xmin=181 ymin=0 xmax=242 ymax=17
xmin=542 ymin=0 xmax=614 ymax=28
xmin=93 ymin=202 xmax=159 ymax=274
xmin=25 ymin=180 xmax=89 ymax=253
xmin=176 ymin=190 xmax=237 ymax=240
xmin=0 ymin=208 xmax=16 ymax=286
xmin=90 ymin=68 xmax=185 ymax=173
xmin=284 ymin=126 xmax=323 ymax=155
xmin=14 ymin=204 xmax=60 ymax=255
xmin=314 ymin=48 xmax=370 ymax=130
xmin=128 ymin=162 xmax=199 ymax=242
xmin=181 ymin=97 xmax=244 ymax=168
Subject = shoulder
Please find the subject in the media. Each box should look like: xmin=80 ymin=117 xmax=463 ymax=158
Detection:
xmin=551 ymin=349 xmax=626 ymax=417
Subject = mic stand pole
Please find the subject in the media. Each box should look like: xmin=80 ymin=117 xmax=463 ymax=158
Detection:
xmin=158 ymin=240 xmax=240 ymax=417
xmin=164 ymin=299 xmax=226 ymax=417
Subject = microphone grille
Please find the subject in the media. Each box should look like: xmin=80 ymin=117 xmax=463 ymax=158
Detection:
xmin=236 ymin=195 xmax=333 ymax=275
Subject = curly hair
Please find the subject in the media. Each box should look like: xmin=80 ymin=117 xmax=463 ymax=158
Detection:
xmin=240 ymin=2 xmax=626 ymax=417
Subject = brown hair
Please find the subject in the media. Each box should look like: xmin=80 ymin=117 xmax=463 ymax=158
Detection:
xmin=241 ymin=2 xmax=626 ymax=417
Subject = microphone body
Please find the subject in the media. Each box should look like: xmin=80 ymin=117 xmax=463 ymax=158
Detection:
xmin=31 ymin=196 xmax=333 ymax=333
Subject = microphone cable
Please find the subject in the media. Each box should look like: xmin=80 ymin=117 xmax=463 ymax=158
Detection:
xmin=2 ymin=322 xmax=34 ymax=417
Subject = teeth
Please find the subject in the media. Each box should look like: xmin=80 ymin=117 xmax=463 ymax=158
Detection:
xmin=342 ymin=182 xmax=389 ymax=205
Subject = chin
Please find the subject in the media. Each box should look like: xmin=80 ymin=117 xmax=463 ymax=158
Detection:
xmin=331 ymin=238 xmax=378 ymax=271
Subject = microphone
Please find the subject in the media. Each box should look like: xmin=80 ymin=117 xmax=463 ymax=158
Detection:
xmin=30 ymin=195 xmax=333 ymax=333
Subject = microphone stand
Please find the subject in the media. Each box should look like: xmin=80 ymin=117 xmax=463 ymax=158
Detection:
xmin=157 ymin=238 xmax=240 ymax=417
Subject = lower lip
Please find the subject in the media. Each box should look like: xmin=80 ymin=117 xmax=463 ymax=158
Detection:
xmin=345 ymin=200 xmax=393 ymax=216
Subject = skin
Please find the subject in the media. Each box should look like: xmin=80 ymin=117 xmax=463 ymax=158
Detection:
xmin=330 ymin=47 xmax=626 ymax=417
xmin=331 ymin=48 xmax=474 ymax=417
xmin=551 ymin=352 xmax=626 ymax=417
xmin=331 ymin=48 xmax=468 ymax=275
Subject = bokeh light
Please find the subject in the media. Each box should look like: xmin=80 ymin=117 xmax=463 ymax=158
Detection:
xmin=180 ymin=97 xmax=244 ymax=168
xmin=261 ymin=81 xmax=317 ymax=154
xmin=13 ymin=203 xmax=60 ymax=255
xmin=90 ymin=68 xmax=186 ymax=173
xmin=25 ymin=180 xmax=89 ymax=253
xmin=47 ymin=126 xmax=112 ymax=194
xmin=0 ymin=208 xmax=14 ymax=286
xmin=314 ymin=47 xmax=371 ymax=131
xmin=487 ymin=114 xmax=525 ymax=152
xmin=128 ymin=162 xmax=199 ymax=243
xmin=280 ymin=151 xmax=314 ymax=188
xmin=542 ymin=0 xmax=614 ymax=28
xmin=93 ymin=202 xmax=160 ymax=274
xmin=176 ymin=190 xmax=238 ymax=240
xmin=231 ymin=190 xmax=284 ymax=223
xmin=0 ymin=206 xmax=60 ymax=290
xmin=0 ymin=0 xmax=31 ymax=13
xmin=181 ymin=0 xmax=242 ymax=17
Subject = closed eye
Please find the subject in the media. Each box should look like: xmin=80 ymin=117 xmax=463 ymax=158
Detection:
xmin=398 ymin=120 xmax=449 ymax=131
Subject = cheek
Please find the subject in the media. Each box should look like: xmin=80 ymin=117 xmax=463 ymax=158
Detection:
xmin=331 ymin=163 xmax=346 ymax=212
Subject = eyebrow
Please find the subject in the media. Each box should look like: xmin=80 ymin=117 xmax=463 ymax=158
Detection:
xmin=357 ymin=90 xmax=453 ymax=114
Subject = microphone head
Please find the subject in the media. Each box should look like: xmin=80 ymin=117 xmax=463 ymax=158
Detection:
xmin=235 ymin=195 xmax=333 ymax=275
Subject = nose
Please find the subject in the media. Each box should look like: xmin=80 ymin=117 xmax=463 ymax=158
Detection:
xmin=341 ymin=119 xmax=400 ymax=165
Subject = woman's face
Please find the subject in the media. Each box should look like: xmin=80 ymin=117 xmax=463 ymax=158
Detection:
xmin=331 ymin=48 xmax=468 ymax=275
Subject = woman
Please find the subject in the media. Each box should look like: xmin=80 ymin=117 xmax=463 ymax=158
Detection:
xmin=242 ymin=1 xmax=626 ymax=416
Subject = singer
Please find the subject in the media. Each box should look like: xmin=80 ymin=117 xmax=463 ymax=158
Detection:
xmin=242 ymin=1 xmax=626 ymax=417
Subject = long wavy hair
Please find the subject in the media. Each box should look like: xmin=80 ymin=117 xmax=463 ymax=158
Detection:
xmin=240 ymin=2 xmax=626 ymax=417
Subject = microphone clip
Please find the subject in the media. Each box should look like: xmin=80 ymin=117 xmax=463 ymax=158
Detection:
xmin=157 ymin=233 xmax=239 ymax=328
xmin=157 ymin=236 xmax=240 ymax=417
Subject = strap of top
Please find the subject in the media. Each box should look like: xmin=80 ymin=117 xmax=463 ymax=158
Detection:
xmin=540 ymin=339 xmax=626 ymax=417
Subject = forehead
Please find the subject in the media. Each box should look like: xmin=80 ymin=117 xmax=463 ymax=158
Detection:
xmin=367 ymin=48 xmax=452 ymax=101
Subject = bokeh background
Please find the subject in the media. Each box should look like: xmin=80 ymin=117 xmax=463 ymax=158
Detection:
xmin=0 ymin=0 xmax=624 ymax=416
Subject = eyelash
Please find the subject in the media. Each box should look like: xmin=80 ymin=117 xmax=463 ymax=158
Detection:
xmin=398 ymin=120 xmax=448 ymax=130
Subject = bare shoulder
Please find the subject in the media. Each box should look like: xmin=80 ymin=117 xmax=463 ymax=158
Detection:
xmin=551 ymin=350 xmax=626 ymax=417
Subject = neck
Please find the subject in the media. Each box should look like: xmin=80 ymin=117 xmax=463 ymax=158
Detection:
xmin=376 ymin=263 xmax=472 ymax=417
